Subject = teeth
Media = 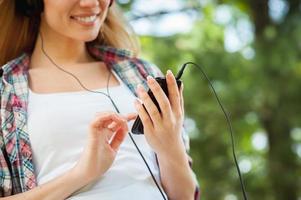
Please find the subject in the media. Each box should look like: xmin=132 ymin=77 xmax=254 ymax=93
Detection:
xmin=73 ymin=15 xmax=97 ymax=23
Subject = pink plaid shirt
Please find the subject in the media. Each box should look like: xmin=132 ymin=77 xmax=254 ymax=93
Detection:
xmin=0 ymin=43 xmax=200 ymax=199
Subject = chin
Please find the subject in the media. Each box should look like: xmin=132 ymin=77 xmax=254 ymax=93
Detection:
xmin=74 ymin=32 xmax=100 ymax=42
xmin=84 ymin=35 xmax=99 ymax=42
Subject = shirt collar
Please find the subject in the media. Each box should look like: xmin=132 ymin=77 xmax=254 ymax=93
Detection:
xmin=1 ymin=43 xmax=135 ymax=78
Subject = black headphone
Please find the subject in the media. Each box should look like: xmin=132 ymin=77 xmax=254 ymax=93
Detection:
xmin=15 ymin=0 xmax=114 ymax=17
xmin=15 ymin=0 xmax=44 ymax=17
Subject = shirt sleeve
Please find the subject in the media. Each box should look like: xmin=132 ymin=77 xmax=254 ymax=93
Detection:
xmin=0 ymin=71 xmax=13 ymax=197
xmin=138 ymin=59 xmax=201 ymax=199
xmin=0 ymin=146 xmax=13 ymax=197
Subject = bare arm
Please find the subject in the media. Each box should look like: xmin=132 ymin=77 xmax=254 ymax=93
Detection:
xmin=157 ymin=140 xmax=196 ymax=200
xmin=1 ymin=168 xmax=89 ymax=200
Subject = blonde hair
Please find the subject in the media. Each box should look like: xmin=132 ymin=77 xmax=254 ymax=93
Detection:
xmin=0 ymin=1 xmax=140 ymax=66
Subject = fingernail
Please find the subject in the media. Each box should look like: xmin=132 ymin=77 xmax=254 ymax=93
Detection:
xmin=147 ymin=75 xmax=155 ymax=83
xmin=147 ymin=75 xmax=153 ymax=80
xmin=167 ymin=70 xmax=173 ymax=76
xmin=134 ymin=99 xmax=141 ymax=109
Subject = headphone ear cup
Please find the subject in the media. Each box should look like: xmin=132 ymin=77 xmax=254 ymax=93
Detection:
xmin=15 ymin=0 xmax=44 ymax=17
xmin=34 ymin=0 xmax=44 ymax=14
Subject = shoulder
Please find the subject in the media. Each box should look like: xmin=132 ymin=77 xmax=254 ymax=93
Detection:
xmin=0 ymin=53 xmax=29 ymax=110
xmin=133 ymin=57 xmax=164 ymax=78
xmin=1 ymin=53 xmax=29 ymax=79
xmin=118 ymin=55 xmax=164 ymax=81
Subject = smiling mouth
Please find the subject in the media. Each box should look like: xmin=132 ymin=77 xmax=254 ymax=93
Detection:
xmin=71 ymin=14 xmax=100 ymax=24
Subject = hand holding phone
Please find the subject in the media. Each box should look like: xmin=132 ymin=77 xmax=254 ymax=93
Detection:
xmin=131 ymin=77 xmax=182 ymax=134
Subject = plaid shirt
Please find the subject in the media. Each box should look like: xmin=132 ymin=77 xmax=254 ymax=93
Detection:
xmin=0 ymin=44 xmax=200 ymax=199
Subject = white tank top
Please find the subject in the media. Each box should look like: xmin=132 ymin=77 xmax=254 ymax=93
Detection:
xmin=27 ymin=71 xmax=167 ymax=200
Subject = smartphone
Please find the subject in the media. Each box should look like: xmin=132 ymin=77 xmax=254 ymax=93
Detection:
xmin=131 ymin=77 xmax=182 ymax=134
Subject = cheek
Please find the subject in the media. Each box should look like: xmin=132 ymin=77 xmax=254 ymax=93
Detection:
xmin=43 ymin=3 xmax=70 ymax=30
xmin=45 ymin=14 xmax=64 ymax=29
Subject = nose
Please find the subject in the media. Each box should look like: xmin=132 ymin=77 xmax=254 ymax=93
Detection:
xmin=79 ymin=0 xmax=100 ymax=7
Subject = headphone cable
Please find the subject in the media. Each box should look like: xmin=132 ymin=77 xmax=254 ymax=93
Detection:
xmin=176 ymin=62 xmax=248 ymax=200
xmin=38 ymin=32 xmax=167 ymax=200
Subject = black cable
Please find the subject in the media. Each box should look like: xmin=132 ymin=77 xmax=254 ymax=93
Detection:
xmin=106 ymin=69 xmax=167 ymax=199
xmin=176 ymin=62 xmax=248 ymax=200
xmin=39 ymin=32 xmax=167 ymax=200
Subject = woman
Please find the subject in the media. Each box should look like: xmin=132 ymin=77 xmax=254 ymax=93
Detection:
xmin=0 ymin=0 xmax=199 ymax=199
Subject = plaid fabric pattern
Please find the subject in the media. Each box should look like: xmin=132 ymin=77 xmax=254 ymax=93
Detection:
xmin=0 ymin=44 xmax=200 ymax=199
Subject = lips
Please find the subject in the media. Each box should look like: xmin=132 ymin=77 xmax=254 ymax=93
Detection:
xmin=70 ymin=13 xmax=100 ymax=25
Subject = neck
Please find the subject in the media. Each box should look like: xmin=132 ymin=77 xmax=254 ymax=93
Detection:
xmin=30 ymin=23 xmax=95 ymax=69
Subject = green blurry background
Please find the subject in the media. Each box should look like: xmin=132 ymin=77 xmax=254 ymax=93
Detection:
xmin=120 ymin=0 xmax=301 ymax=199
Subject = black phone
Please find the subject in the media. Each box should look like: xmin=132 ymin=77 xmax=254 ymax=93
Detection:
xmin=131 ymin=77 xmax=182 ymax=134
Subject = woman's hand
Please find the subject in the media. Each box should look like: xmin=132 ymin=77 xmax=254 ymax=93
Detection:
xmin=134 ymin=70 xmax=185 ymax=156
xmin=135 ymin=71 xmax=196 ymax=200
xmin=72 ymin=112 xmax=137 ymax=184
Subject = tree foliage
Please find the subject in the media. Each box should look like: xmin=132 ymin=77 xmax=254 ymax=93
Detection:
xmin=120 ymin=0 xmax=301 ymax=199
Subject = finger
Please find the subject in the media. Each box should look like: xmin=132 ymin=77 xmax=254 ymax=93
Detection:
xmin=110 ymin=127 xmax=128 ymax=151
xmin=110 ymin=114 xmax=129 ymax=131
xmin=94 ymin=111 xmax=115 ymax=117
xmin=134 ymin=99 xmax=154 ymax=132
xmin=109 ymin=116 xmax=128 ymax=131
xmin=137 ymin=84 xmax=161 ymax=125
xmin=107 ymin=117 xmax=128 ymax=145
xmin=105 ymin=129 xmax=115 ymax=143
xmin=90 ymin=113 xmax=124 ymax=130
xmin=108 ymin=121 xmax=118 ymax=130
xmin=125 ymin=113 xmax=138 ymax=121
xmin=102 ymin=119 xmax=115 ymax=128
xmin=146 ymin=76 xmax=172 ymax=120
xmin=166 ymin=70 xmax=181 ymax=118
xmin=180 ymin=83 xmax=184 ymax=115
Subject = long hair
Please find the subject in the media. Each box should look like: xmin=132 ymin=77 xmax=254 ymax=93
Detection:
xmin=0 ymin=1 xmax=140 ymax=66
